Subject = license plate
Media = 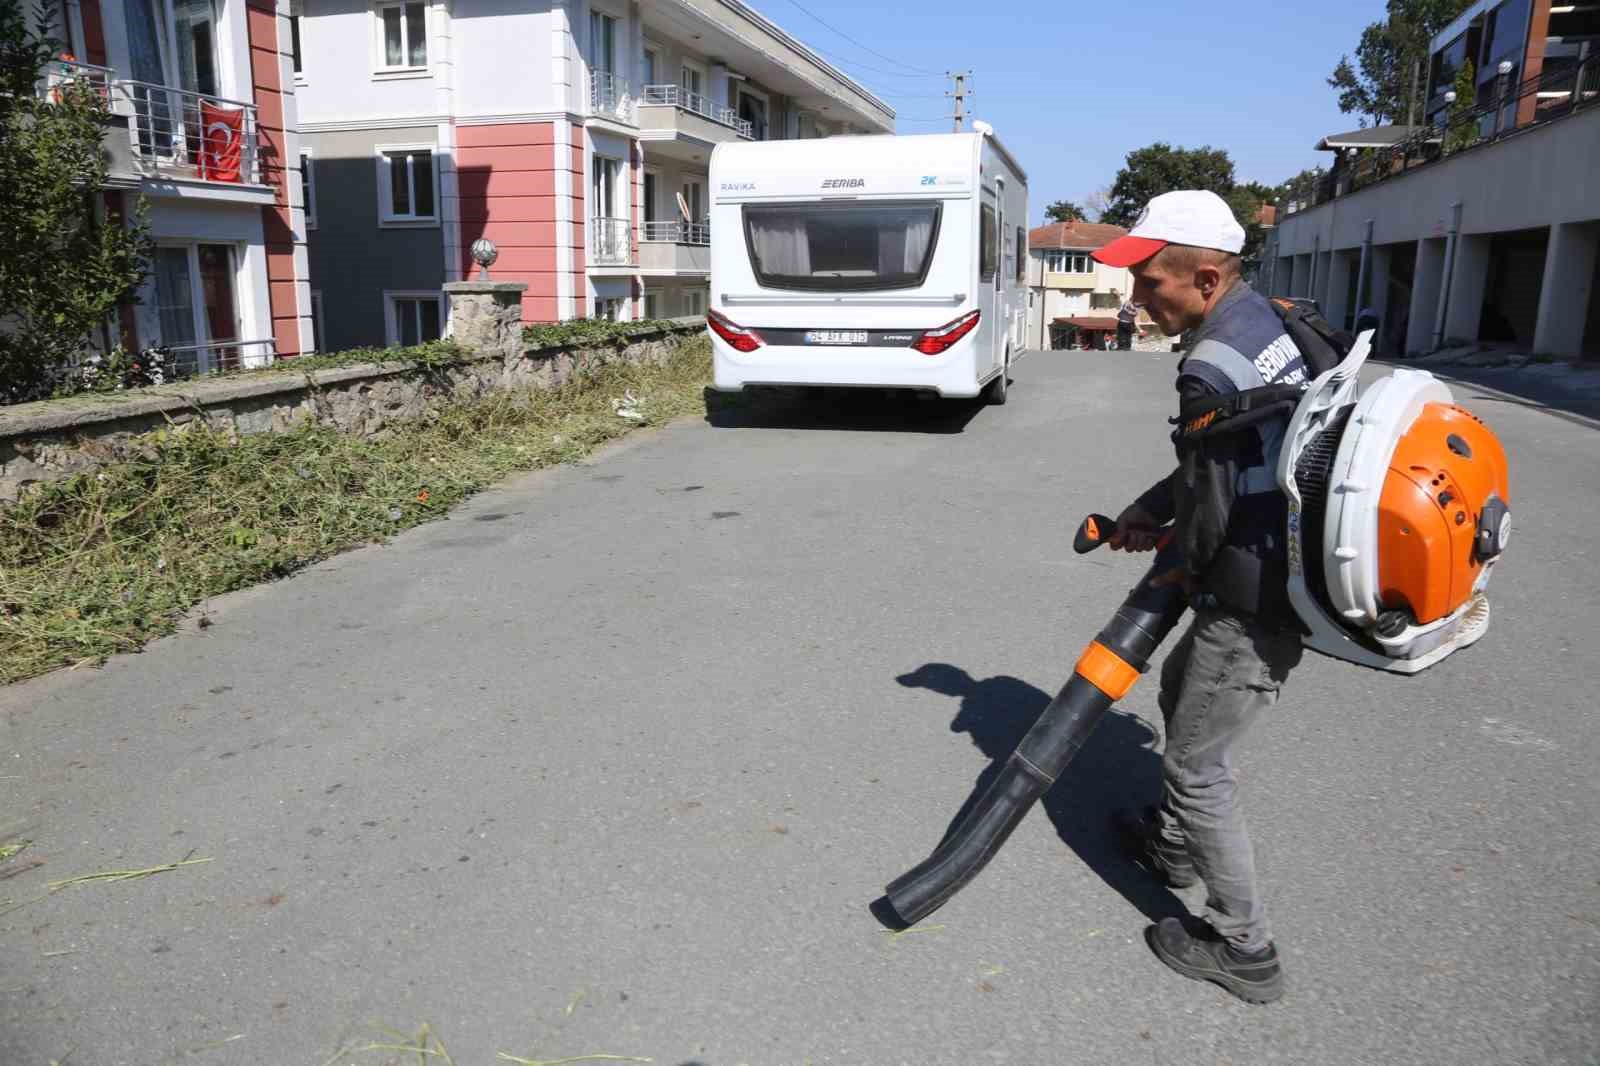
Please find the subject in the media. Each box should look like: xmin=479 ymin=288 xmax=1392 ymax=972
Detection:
xmin=804 ymin=330 xmax=869 ymax=345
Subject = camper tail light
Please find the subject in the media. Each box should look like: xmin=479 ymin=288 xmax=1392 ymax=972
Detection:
xmin=707 ymin=309 xmax=765 ymax=353
xmin=912 ymin=310 xmax=981 ymax=355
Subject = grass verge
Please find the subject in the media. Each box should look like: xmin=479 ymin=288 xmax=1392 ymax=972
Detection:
xmin=0 ymin=338 xmax=712 ymax=685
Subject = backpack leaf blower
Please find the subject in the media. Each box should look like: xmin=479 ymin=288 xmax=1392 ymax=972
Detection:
xmin=875 ymin=330 xmax=1512 ymax=928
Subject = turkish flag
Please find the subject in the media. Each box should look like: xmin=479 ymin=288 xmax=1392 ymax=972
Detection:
xmin=199 ymin=102 xmax=244 ymax=183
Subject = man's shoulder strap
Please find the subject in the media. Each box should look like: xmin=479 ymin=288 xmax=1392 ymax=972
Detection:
xmin=1268 ymin=297 xmax=1352 ymax=377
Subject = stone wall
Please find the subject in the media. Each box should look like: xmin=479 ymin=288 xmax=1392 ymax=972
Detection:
xmin=0 ymin=307 xmax=705 ymax=503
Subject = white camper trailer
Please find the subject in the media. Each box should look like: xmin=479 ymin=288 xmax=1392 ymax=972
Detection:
xmin=706 ymin=130 xmax=1028 ymax=402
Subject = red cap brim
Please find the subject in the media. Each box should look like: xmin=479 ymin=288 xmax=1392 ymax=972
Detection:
xmin=1092 ymin=236 xmax=1167 ymax=268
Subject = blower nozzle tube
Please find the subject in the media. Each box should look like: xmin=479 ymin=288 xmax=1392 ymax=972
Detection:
xmin=877 ymin=555 xmax=1189 ymax=929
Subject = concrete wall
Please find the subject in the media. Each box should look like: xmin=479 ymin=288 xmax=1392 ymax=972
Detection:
xmin=1266 ymin=105 xmax=1600 ymax=357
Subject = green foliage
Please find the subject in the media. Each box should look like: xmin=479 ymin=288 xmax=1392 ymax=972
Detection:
xmin=0 ymin=0 xmax=151 ymax=404
xmin=1327 ymin=0 xmax=1475 ymax=126
xmin=1043 ymin=200 xmax=1086 ymax=223
xmin=1102 ymin=144 xmax=1272 ymax=266
xmin=1102 ymin=143 xmax=1236 ymax=228
xmin=1443 ymin=58 xmax=1480 ymax=153
xmin=0 ymin=338 xmax=713 ymax=683
xmin=522 ymin=317 xmax=685 ymax=351
xmin=1275 ymin=167 xmax=1324 ymax=211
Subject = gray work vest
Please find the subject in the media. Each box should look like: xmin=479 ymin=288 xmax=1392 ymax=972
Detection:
xmin=1177 ymin=285 xmax=1309 ymax=495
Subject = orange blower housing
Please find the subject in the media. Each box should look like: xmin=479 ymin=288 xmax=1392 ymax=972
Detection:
xmin=1281 ymin=335 xmax=1512 ymax=673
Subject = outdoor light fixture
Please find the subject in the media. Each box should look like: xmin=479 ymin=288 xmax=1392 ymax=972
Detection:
xmin=1499 ymin=60 xmax=1514 ymax=75
xmin=1445 ymin=90 xmax=1458 ymax=104
xmin=470 ymin=237 xmax=498 ymax=280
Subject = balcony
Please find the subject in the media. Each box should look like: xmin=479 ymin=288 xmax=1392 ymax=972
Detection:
xmin=638 ymin=221 xmax=710 ymax=275
xmin=637 ymin=84 xmax=752 ymax=163
xmin=590 ymin=71 xmax=636 ymax=126
xmin=589 ymin=216 xmax=635 ymax=269
xmin=35 ymin=61 xmax=267 ymax=199
xmin=1044 ymin=271 xmax=1099 ymax=290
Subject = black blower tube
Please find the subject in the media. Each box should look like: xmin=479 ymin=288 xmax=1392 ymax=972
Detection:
xmin=876 ymin=548 xmax=1190 ymax=929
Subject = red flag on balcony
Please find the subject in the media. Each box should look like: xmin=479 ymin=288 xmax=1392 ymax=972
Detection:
xmin=199 ymin=102 xmax=244 ymax=183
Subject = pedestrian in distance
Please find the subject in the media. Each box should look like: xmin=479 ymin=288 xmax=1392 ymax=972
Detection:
xmin=1116 ymin=290 xmax=1140 ymax=351
xmin=1090 ymin=189 xmax=1310 ymax=1005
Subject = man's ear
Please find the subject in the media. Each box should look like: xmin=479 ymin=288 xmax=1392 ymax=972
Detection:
xmin=1194 ymin=262 xmax=1223 ymax=299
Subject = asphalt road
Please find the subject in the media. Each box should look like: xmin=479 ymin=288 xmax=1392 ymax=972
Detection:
xmin=3 ymin=350 xmax=1598 ymax=1066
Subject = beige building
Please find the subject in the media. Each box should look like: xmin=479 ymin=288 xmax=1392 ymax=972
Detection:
xmin=1025 ymin=221 xmax=1151 ymax=349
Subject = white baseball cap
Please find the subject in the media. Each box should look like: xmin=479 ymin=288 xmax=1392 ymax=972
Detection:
xmin=1092 ymin=190 xmax=1246 ymax=268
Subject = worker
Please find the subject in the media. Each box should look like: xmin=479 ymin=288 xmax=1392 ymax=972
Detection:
xmin=1090 ymin=190 xmax=1308 ymax=1005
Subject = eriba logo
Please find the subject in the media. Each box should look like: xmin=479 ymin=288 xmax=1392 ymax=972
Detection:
xmin=821 ymin=178 xmax=866 ymax=189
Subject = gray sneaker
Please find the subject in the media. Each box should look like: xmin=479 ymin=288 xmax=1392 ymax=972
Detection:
xmin=1114 ymin=807 xmax=1199 ymax=889
xmin=1146 ymin=917 xmax=1285 ymax=1004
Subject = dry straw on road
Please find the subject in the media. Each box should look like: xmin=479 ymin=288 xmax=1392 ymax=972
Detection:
xmin=0 ymin=339 xmax=712 ymax=684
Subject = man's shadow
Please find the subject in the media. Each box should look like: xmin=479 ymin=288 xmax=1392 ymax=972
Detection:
xmin=890 ymin=663 xmax=1189 ymax=925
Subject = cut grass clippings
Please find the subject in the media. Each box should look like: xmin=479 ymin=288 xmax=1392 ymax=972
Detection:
xmin=0 ymin=339 xmax=713 ymax=684
xmin=46 ymin=856 xmax=213 ymax=891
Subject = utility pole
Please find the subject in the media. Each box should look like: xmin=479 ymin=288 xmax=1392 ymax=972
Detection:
xmin=947 ymin=71 xmax=970 ymax=132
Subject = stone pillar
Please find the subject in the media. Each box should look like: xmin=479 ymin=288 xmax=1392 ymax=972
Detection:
xmin=445 ymin=281 xmax=530 ymax=365
xmin=1443 ymin=233 xmax=1492 ymax=345
xmin=1324 ymin=250 xmax=1355 ymax=332
xmin=1408 ymin=238 xmax=1447 ymax=355
xmin=1533 ymin=221 xmax=1600 ymax=357
xmin=1369 ymin=245 xmax=1393 ymax=354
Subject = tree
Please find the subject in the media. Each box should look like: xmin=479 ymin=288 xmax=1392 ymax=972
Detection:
xmin=0 ymin=0 xmax=150 ymax=403
xmin=1443 ymin=58 xmax=1479 ymax=153
xmin=1275 ymin=167 xmax=1323 ymax=211
xmin=1327 ymin=0 xmax=1474 ymax=127
xmin=1044 ymin=200 xmax=1086 ymax=224
xmin=1102 ymin=143 xmax=1236 ymax=228
xmin=1102 ymin=143 xmax=1273 ymax=268
xmin=1083 ymin=185 xmax=1112 ymax=223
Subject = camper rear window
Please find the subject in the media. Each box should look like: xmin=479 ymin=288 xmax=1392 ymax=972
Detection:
xmin=743 ymin=202 xmax=942 ymax=292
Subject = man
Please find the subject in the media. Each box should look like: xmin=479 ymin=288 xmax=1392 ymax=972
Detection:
xmin=1090 ymin=190 xmax=1307 ymax=1005
xmin=1115 ymin=290 xmax=1140 ymax=351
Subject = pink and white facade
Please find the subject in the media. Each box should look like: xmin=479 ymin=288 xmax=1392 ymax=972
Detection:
xmin=293 ymin=0 xmax=893 ymax=350
xmin=43 ymin=0 xmax=315 ymax=370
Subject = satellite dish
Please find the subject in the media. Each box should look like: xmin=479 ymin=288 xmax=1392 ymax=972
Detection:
xmin=971 ymin=120 xmax=994 ymax=135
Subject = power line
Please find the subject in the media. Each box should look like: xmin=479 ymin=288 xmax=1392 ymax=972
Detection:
xmin=775 ymin=0 xmax=946 ymax=76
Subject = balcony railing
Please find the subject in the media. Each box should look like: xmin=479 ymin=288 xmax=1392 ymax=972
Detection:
xmin=39 ymin=58 xmax=113 ymax=105
xmin=1286 ymin=53 xmax=1599 ymax=216
xmin=640 ymin=84 xmax=753 ymax=138
xmin=589 ymin=216 xmax=634 ymax=266
xmin=590 ymin=71 xmax=635 ymax=124
xmin=163 ymin=338 xmax=278 ymax=376
xmin=640 ymin=220 xmax=709 ymax=245
xmin=120 ymin=79 xmax=261 ymax=185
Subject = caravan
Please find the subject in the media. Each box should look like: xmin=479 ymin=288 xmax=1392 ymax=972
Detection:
xmin=706 ymin=130 xmax=1028 ymax=403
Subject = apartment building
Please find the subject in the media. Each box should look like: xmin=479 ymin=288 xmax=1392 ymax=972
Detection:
xmin=291 ymin=0 xmax=894 ymax=351
xmin=1262 ymin=0 xmax=1599 ymax=358
xmin=38 ymin=0 xmax=314 ymax=371
xmin=1025 ymin=221 xmax=1147 ymax=349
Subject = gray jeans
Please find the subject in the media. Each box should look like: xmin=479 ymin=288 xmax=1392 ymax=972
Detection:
xmin=1154 ymin=608 xmax=1302 ymax=952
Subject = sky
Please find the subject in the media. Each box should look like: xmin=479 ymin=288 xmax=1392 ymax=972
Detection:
xmin=746 ymin=0 xmax=1386 ymax=225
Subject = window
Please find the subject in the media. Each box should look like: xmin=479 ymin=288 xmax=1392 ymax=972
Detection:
xmin=378 ymin=146 xmax=436 ymax=223
xmin=587 ymin=11 xmax=615 ymax=74
xmin=744 ymin=201 xmax=942 ymax=292
xmin=643 ymin=290 xmax=660 ymax=319
xmin=1015 ymin=226 xmax=1026 ymax=283
xmin=685 ymin=289 xmax=705 ymax=316
xmin=151 ymin=242 xmax=242 ymax=372
xmin=290 ymin=14 xmax=302 ymax=74
xmin=680 ymin=179 xmax=703 ymax=222
xmin=1043 ymin=250 xmax=1091 ymax=273
xmin=310 ymin=290 xmax=324 ymax=351
xmin=680 ymin=62 xmax=703 ymax=100
xmin=642 ymin=47 xmax=659 ymax=87
xmin=642 ymin=171 xmax=658 ymax=224
xmin=595 ymin=297 xmax=624 ymax=321
xmin=1090 ymin=292 xmax=1120 ymax=310
xmin=387 ymin=292 xmax=443 ymax=346
xmin=299 ymin=150 xmax=316 ymax=228
xmin=738 ymin=89 xmax=768 ymax=140
xmin=979 ymin=202 xmax=997 ymax=282
xmin=376 ymin=1 xmax=426 ymax=70
xmin=591 ymin=155 xmax=623 ymax=218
